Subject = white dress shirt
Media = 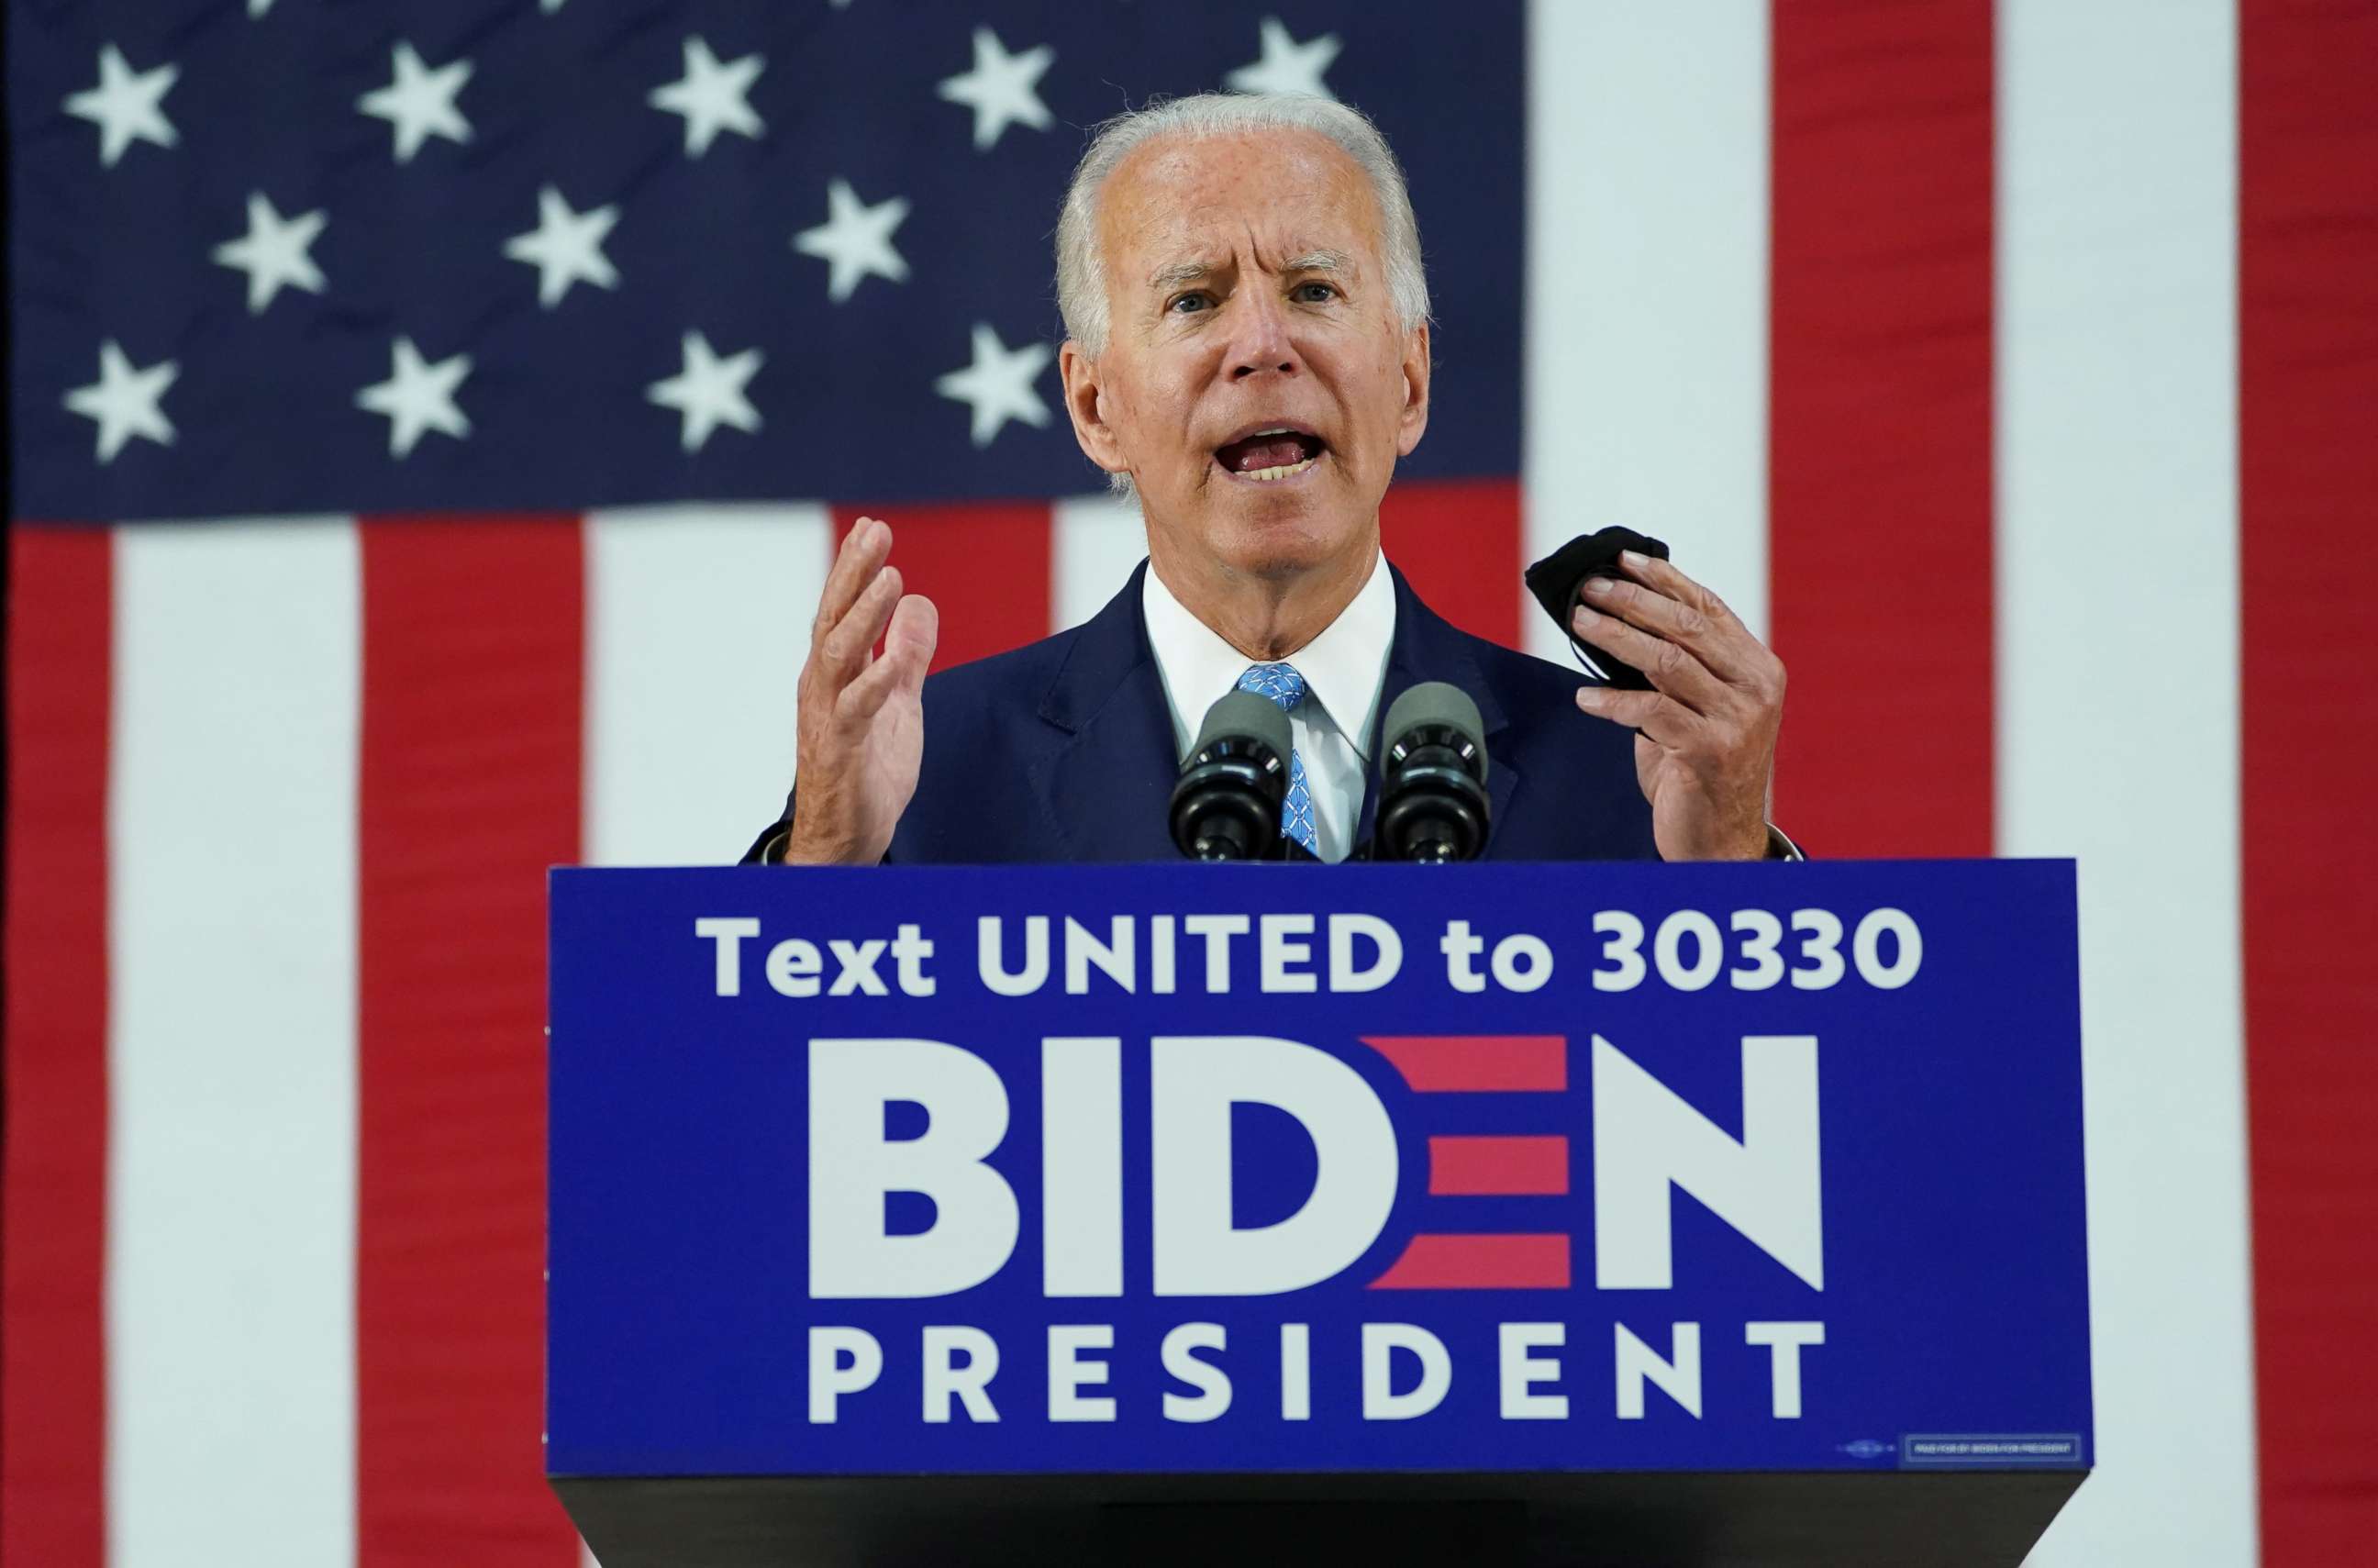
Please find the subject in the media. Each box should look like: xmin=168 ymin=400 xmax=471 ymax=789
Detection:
xmin=1141 ymin=550 xmax=1395 ymax=863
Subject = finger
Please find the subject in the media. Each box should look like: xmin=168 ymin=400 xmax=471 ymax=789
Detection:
xmin=1618 ymin=551 xmax=1789 ymax=705
xmin=1575 ymin=684 xmax=1699 ymax=748
xmin=840 ymin=594 xmax=939 ymax=722
xmin=1618 ymin=549 xmax=1742 ymax=628
xmin=1579 ymin=569 xmax=1759 ymax=685
xmin=817 ymin=563 xmax=904 ymax=687
xmin=813 ymin=517 xmax=892 ymax=641
xmin=1570 ymin=604 xmax=1726 ymax=714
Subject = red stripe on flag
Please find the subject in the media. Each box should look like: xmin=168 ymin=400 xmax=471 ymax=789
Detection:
xmin=1362 ymin=1035 xmax=1567 ymax=1093
xmin=358 ymin=517 xmax=583 ymax=1568
xmin=2241 ymin=3 xmax=2378 ymax=1558
xmin=832 ymin=502 xmax=1050 ymax=672
xmin=1428 ymin=1136 xmax=1570 ymax=1196
xmin=1767 ymin=0 xmax=1995 ymax=855
xmin=1378 ymin=476 xmax=1522 ymax=648
xmin=1370 ymin=1234 xmax=1571 ymax=1290
xmin=2 ymin=528 xmax=111 ymax=1568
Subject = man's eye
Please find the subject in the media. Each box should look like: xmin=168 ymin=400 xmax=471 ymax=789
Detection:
xmin=1295 ymin=282 xmax=1339 ymax=302
xmin=1169 ymin=293 xmax=1210 ymax=314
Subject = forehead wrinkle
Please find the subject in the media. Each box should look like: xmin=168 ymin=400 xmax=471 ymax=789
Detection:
xmin=1108 ymin=127 xmax=1372 ymax=227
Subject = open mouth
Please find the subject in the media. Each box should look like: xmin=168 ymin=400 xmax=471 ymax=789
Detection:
xmin=1213 ymin=426 xmax=1328 ymax=483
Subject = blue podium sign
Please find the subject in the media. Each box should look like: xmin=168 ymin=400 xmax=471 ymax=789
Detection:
xmin=547 ymin=859 xmax=2088 ymax=1489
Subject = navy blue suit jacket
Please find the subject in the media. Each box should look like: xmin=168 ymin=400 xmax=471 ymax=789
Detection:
xmin=743 ymin=561 xmax=1658 ymax=864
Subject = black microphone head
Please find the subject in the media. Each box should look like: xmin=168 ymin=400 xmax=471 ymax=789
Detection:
xmin=1376 ymin=682 xmax=1491 ymax=863
xmin=1170 ymin=689 xmax=1293 ymax=861
xmin=1192 ymin=688 xmax=1294 ymax=765
xmin=1382 ymin=682 xmax=1487 ymax=781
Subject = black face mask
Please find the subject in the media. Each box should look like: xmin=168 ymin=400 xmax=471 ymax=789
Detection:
xmin=1523 ymin=526 xmax=1672 ymax=691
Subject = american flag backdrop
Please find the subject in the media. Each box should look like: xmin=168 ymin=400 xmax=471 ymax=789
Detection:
xmin=5 ymin=1 xmax=2372 ymax=1564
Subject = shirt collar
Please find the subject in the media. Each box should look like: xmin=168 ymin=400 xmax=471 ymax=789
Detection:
xmin=1139 ymin=549 xmax=1397 ymax=762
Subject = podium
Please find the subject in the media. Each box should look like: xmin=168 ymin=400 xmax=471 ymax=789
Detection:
xmin=548 ymin=860 xmax=2090 ymax=1566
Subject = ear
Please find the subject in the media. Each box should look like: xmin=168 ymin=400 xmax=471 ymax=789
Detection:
xmin=1059 ymin=341 xmax=1131 ymax=477
xmin=1394 ymin=319 xmax=1432 ymax=457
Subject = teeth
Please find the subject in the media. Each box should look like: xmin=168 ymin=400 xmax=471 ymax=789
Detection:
xmin=1239 ymin=455 xmax=1317 ymax=482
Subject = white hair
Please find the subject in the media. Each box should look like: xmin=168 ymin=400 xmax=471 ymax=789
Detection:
xmin=1053 ymin=93 xmax=1433 ymax=497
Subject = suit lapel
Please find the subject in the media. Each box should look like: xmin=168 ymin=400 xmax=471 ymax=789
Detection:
xmin=1028 ymin=562 xmax=1184 ymax=862
xmin=1355 ymin=566 xmax=1520 ymax=853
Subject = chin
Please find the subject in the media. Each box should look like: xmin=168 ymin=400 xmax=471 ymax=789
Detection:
xmin=1215 ymin=511 xmax=1358 ymax=582
xmin=1152 ymin=465 xmax=1377 ymax=583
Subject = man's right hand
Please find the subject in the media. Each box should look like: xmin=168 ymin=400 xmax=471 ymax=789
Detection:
xmin=783 ymin=517 xmax=939 ymax=865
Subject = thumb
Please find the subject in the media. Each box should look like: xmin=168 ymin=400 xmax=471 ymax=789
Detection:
xmin=886 ymin=593 xmax=939 ymax=694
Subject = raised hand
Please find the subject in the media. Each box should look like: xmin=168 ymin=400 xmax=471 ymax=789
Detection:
xmin=1568 ymin=550 xmax=1784 ymax=862
xmin=783 ymin=517 xmax=939 ymax=865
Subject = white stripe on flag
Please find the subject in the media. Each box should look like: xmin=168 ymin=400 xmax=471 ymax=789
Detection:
xmin=1052 ymin=491 xmax=1149 ymax=632
xmin=107 ymin=519 xmax=360 ymax=1568
xmin=1995 ymin=4 xmax=2255 ymax=1564
xmin=584 ymin=504 xmax=829 ymax=865
xmin=1523 ymin=0 xmax=1772 ymax=653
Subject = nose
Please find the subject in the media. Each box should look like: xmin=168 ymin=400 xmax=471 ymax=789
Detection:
xmin=1227 ymin=289 xmax=1300 ymax=381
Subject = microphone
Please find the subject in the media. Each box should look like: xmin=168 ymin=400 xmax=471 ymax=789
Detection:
xmin=1373 ymin=683 xmax=1491 ymax=862
xmin=1170 ymin=689 xmax=1293 ymax=861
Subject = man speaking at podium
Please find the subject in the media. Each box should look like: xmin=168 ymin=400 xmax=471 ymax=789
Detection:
xmin=747 ymin=93 xmax=1794 ymax=868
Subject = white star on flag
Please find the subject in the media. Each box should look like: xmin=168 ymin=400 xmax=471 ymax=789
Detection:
xmin=650 ymin=37 xmax=764 ymax=158
xmin=356 ymin=337 xmax=472 ymax=458
xmin=63 ymin=340 xmax=178 ymax=463
xmin=358 ymin=41 xmax=472 ymax=163
xmin=504 ymin=186 xmax=620 ymax=308
xmin=647 ymin=331 xmax=763 ymax=452
xmin=249 ymin=0 xmax=274 ymax=17
xmin=64 ymin=44 xmax=180 ymax=168
xmin=794 ymin=180 xmax=911 ymax=304
xmin=1224 ymin=17 xmax=1342 ymax=100
xmin=212 ymin=193 xmax=328 ymax=314
xmin=934 ymin=323 xmax=1053 ymax=448
xmin=936 ymin=28 xmax=1056 ymax=151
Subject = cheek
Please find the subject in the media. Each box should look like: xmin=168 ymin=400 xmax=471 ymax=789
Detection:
xmin=1142 ymin=378 xmax=1206 ymax=467
xmin=1339 ymin=372 xmax=1403 ymax=462
xmin=1330 ymin=341 xmax=1409 ymax=445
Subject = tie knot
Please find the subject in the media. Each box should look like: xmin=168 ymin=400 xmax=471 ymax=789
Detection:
xmin=1237 ymin=662 xmax=1307 ymax=711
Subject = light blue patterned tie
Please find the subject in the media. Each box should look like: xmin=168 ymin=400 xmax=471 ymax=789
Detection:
xmin=1236 ymin=662 xmax=1319 ymax=856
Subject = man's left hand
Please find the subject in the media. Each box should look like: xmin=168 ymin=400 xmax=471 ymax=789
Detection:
xmin=1569 ymin=550 xmax=1785 ymax=862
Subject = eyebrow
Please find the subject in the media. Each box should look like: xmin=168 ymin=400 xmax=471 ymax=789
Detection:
xmin=1283 ymin=249 xmax=1352 ymax=277
xmin=1145 ymin=249 xmax=1354 ymax=292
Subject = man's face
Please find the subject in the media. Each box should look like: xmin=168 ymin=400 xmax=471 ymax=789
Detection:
xmin=1060 ymin=130 xmax=1431 ymax=584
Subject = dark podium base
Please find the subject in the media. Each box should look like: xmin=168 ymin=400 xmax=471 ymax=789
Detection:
xmin=556 ymin=1469 xmax=2084 ymax=1567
